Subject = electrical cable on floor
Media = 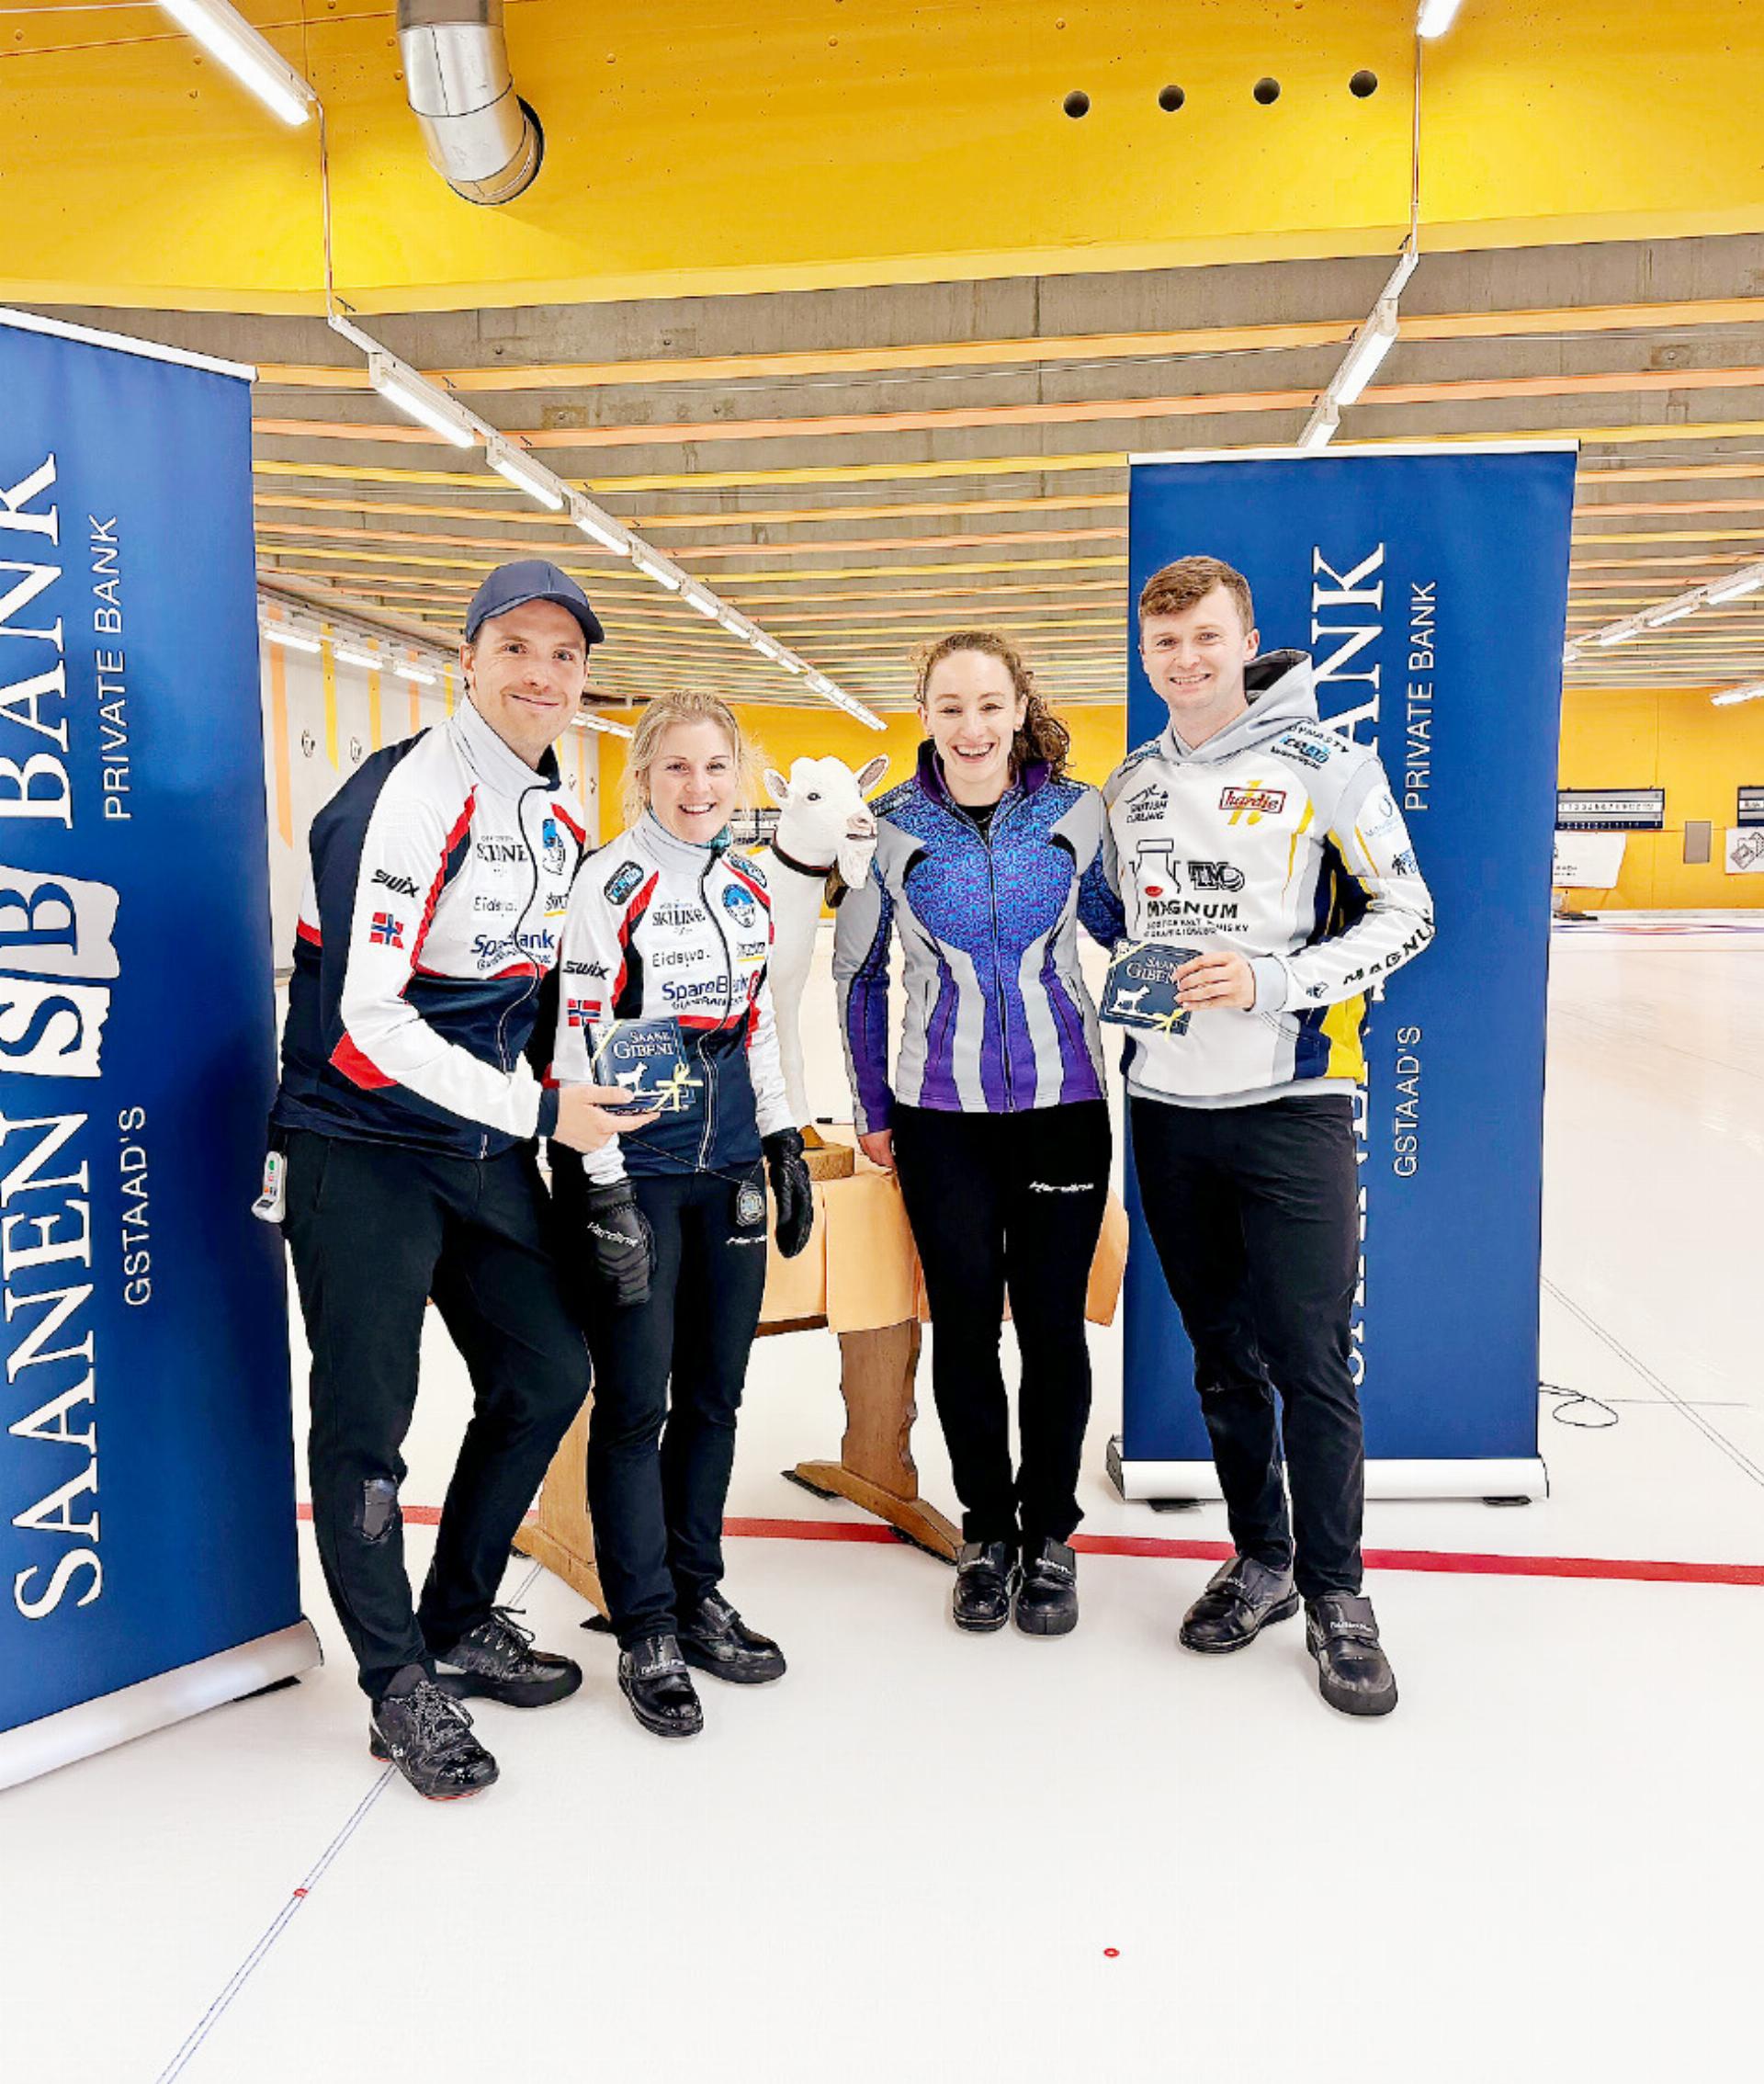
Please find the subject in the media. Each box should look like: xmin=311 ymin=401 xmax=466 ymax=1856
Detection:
xmin=1542 ymin=1380 xmax=1621 ymax=1430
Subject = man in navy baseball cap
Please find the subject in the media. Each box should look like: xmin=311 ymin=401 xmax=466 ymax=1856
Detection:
xmin=465 ymin=557 xmax=605 ymax=649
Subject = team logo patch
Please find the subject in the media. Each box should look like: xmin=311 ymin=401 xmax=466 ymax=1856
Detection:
xmin=541 ymin=815 xmax=569 ymax=878
xmin=603 ymin=859 xmax=645 ymax=905
xmin=1365 ymin=792 xmax=1401 ymax=836
xmin=722 ymin=882 xmax=758 ymax=929
xmin=1270 ymin=731 xmax=1330 ymax=771
xmin=1125 ymin=783 xmax=1168 ymax=824
xmin=369 ymin=912 xmax=404 ymax=947
xmin=1219 ymin=787 xmax=1287 ymax=818
xmin=1187 ymin=860 xmax=1246 ymax=893
xmin=739 ymin=855 xmax=767 ymax=889
xmin=1391 ymin=848 xmax=1419 ymax=876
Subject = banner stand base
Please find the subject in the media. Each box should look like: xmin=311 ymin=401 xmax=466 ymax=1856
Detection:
xmin=0 ymin=1618 xmax=322 ymax=1794
xmin=1106 ymin=1437 xmax=1548 ymax=1508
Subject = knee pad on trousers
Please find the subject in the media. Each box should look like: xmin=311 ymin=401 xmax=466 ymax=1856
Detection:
xmin=355 ymin=1476 xmax=401 ymax=1546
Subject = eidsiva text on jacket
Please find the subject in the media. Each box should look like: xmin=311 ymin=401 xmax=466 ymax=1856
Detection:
xmin=548 ymin=812 xmax=794 ymax=1182
xmin=1101 ymin=649 xmax=1435 ymax=1106
xmin=274 ymin=697 xmax=588 ymax=1156
xmin=833 ymin=742 xmax=1125 ymax=1136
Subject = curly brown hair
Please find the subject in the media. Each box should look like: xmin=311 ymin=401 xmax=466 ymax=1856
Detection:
xmin=911 ymin=629 xmax=1071 ymax=784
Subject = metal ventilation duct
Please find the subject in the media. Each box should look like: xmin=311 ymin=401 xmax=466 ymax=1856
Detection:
xmin=396 ymin=1 xmax=544 ymax=207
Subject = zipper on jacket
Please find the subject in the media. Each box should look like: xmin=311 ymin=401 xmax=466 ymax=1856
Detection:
xmin=495 ymin=779 xmax=549 ymax=1160
xmin=696 ymin=852 xmax=736 ymax=1172
xmin=980 ymin=795 xmax=1016 ymax=1110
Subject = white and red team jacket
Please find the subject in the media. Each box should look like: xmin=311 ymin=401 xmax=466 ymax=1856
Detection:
xmin=274 ymin=697 xmax=587 ymax=1157
xmin=549 ymin=813 xmax=793 ymax=1185
xmin=1102 ymin=650 xmax=1436 ymax=1107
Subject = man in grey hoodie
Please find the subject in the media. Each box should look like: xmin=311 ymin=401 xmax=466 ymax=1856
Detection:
xmin=1102 ymin=554 xmax=1434 ymax=1716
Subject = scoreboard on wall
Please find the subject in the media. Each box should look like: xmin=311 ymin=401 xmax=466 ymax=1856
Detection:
xmin=1555 ymin=787 xmax=1666 ymax=832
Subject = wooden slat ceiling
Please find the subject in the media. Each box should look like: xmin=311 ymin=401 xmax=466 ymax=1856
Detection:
xmin=41 ymin=232 xmax=1764 ymax=708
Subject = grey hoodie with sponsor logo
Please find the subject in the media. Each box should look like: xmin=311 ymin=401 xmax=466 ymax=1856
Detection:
xmin=1101 ymin=650 xmax=1435 ymax=1108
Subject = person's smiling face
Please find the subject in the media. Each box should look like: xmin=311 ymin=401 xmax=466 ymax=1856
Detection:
xmin=647 ymin=718 xmax=739 ymax=843
xmin=920 ymin=649 xmax=1026 ymax=806
xmin=1139 ymin=583 xmax=1260 ymax=744
xmin=461 ymin=598 xmax=589 ymax=768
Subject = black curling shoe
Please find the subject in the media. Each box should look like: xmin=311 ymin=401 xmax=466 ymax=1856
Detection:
xmin=618 ymin=1632 xmax=705 ymax=1739
xmin=1013 ymin=1537 xmax=1080 ymax=1637
xmin=1179 ymin=1555 xmax=1300 ymax=1654
xmin=1306 ymin=1592 xmax=1398 ymax=1717
xmin=369 ymin=1668 xmax=500 ymax=1801
xmin=676 ymin=1591 xmax=786 ymax=1684
xmin=433 ymin=1606 xmax=582 ymax=1708
xmin=952 ymin=1538 xmax=1016 ymax=1632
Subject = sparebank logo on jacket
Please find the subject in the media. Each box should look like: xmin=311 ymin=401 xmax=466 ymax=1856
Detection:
xmin=1102 ymin=650 xmax=1434 ymax=1104
xmin=274 ymin=698 xmax=587 ymax=1157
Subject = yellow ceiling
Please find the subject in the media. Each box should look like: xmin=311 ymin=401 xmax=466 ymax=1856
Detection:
xmin=3 ymin=1 xmax=1762 ymax=312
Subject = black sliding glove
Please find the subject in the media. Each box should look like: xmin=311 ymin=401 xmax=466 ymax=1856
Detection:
xmin=762 ymin=1128 xmax=815 ymax=1260
xmin=579 ymin=1179 xmax=656 ymax=1308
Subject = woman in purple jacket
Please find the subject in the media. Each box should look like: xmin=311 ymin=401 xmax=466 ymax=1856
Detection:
xmin=833 ymin=631 xmax=1123 ymax=1637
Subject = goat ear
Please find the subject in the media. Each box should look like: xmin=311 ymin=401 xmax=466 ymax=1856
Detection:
xmin=854 ymin=755 xmax=889 ymax=795
xmin=763 ymin=768 xmax=790 ymax=807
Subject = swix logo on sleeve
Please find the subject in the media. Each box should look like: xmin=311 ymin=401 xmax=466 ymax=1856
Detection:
xmin=370 ymin=912 xmax=405 ymax=947
xmin=371 ymin=867 xmax=420 ymax=900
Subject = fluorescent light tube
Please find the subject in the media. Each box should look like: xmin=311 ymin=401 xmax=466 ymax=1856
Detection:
xmin=630 ymin=548 xmax=683 ymax=592
xmin=1712 ymin=682 xmax=1764 ymax=708
xmin=158 ymin=0 xmax=316 ymax=126
xmin=487 ymin=436 xmax=565 ymax=511
xmin=776 ymin=654 xmax=806 ymax=674
xmin=1297 ymin=402 xmax=1339 ymax=452
xmin=1706 ymin=563 xmax=1764 ymax=605
xmin=684 ymin=587 xmax=722 ymax=620
xmin=1332 ymin=304 xmax=1398 ymax=407
xmin=1594 ymin=622 xmax=1638 ymax=647
xmin=399 ymin=663 xmax=439 ymax=686
xmin=1417 ymin=0 xmax=1464 ymax=37
xmin=332 ymin=645 xmax=384 ymax=670
xmin=1643 ymin=595 xmax=1703 ymax=628
xmin=575 ymin=712 xmax=636 ymax=738
xmin=570 ymin=500 xmax=628 ymax=554
xmin=262 ymin=625 xmax=322 ymax=653
xmin=368 ymin=352 xmax=476 ymax=449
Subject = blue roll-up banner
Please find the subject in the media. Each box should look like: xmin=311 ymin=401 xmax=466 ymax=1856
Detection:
xmin=0 ymin=310 xmax=318 ymax=1790
xmin=1119 ymin=442 xmax=1577 ymax=1502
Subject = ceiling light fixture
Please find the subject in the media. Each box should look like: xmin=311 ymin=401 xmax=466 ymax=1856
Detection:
xmin=683 ymin=586 xmax=722 ymax=620
xmin=1417 ymin=0 xmax=1465 ymax=38
xmin=1706 ymin=561 xmax=1764 ymax=605
xmin=570 ymin=498 xmax=630 ymax=555
xmin=1712 ymin=682 xmax=1764 ymax=708
xmin=1642 ymin=595 xmax=1705 ymax=628
xmin=157 ymin=0 xmax=317 ymax=126
xmin=261 ymin=624 xmax=322 ymax=653
xmin=366 ymin=348 xmax=476 ymax=449
xmin=575 ymin=711 xmax=637 ymax=739
xmin=486 ymin=436 xmax=566 ymax=511
xmin=629 ymin=547 xmax=684 ymax=593
xmin=1297 ymin=244 xmax=1418 ymax=450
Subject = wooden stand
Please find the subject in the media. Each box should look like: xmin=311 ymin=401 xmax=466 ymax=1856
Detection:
xmin=786 ymin=1319 xmax=959 ymax=1562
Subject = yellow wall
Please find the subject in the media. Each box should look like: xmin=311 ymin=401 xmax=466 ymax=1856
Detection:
xmin=5 ymin=3 xmax=1764 ymax=311
xmin=1558 ymin=688 xmax=1764 ymax=908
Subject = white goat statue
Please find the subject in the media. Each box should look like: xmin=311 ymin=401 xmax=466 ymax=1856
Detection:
xmin=753 ymin=753 xmax=889 ymax=1131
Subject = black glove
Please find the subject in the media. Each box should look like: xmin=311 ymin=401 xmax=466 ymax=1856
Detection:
xmin=762 ymin=1128 xmax=814 ymax=1260
xmin=579 ymin=1179 xmax=656 ymax=1308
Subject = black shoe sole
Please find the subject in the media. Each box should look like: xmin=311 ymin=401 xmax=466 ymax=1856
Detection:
xmin=1313 ymin=1665 xmax=1399 ymax=1717
xmin=677 ymin=1638 xmax=786 ymax=1685
xmin=618 ymin=1669 xmax=704 ymax=1739
xmin=368 ymin=1728 xmax=499 ymax=1799
xmin=953 ymin=1603 xmax=1012 ymax=1633
xmin=1179 ymin=1591 xmax=1301 ymax=1655
xmin=432 ymin=1665 xmax=582 ymax=1709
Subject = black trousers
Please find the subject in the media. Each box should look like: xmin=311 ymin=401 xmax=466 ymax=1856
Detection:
xmin=1128 ymin=1093 xmax=1363 ymax=1600
xmin=891 ymin=1101 xmax=1111 ymax=1547
xmin=573 ymin=1168 xmax=769 ymax=1648
xmin=282 ymin=1128 xmax=592 ymax=1702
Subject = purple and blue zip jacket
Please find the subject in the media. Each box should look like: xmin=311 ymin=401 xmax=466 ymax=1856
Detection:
xmin=832 ymin=743 xmax=1125 ymax=1136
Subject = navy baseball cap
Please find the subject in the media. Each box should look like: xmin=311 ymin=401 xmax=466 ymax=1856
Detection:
xmin=464 ymin=559 xmax=605 ymax=650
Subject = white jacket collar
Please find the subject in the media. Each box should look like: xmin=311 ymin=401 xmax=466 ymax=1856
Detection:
xmin=452 ymin=693 xmax=560 ymax=796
